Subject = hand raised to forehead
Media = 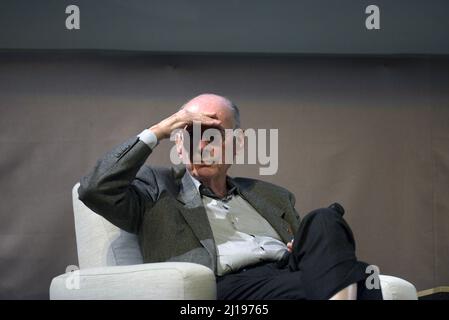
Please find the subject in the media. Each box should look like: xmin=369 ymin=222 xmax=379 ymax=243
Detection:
xmin=149 ymin=109 xmax=222 ymax=141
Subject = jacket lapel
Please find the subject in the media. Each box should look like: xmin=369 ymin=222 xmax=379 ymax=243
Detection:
xmin=235 ymin=180 xmax=292 ymax=243
xmin=176 ymin=170 xmax=217 ymax=272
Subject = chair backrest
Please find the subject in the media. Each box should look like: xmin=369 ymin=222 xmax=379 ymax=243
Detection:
xmin=72 ymin=183 xmax=144 ymax=269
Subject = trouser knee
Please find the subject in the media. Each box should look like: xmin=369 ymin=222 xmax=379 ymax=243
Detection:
xmin=303 ymin=206 xmax=342 ymax=224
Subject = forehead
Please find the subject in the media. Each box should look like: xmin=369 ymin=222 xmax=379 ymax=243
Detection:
xmin=183 ymin=98 xmax=234 ymax=127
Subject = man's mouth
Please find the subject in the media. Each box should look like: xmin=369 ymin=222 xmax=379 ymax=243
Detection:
xmin=195 ymin=162 xmax=214 ymax=167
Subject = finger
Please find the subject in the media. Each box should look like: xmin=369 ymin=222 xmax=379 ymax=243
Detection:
xmin=199 ymin=111 xmax=218 ymax=118
xmin=197 ymin=115 xmax=222 ymax=126
xmin=184 ymin=110 xmax=217 ymax=119
xmin=197 ymin=112 xmax=219 ymax=121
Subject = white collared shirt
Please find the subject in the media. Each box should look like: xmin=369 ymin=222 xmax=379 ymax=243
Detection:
xmin=188 ymin=172 xmax=288 ymax=276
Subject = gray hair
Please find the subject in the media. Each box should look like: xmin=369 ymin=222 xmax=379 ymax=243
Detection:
xmin=227 ymin=100 xmax=241 ymax=129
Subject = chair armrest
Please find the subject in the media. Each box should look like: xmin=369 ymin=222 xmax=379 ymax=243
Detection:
xmin=50 ymin=262 xmax=216 ymax=300
xmin=379 ymin=275 xmax=418 ymax=300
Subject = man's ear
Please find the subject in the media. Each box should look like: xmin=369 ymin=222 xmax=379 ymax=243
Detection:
xmin=175 ymin=131 xmax=183 ymax=157
xmin=175 ymin=130 xmax=193 ymax=164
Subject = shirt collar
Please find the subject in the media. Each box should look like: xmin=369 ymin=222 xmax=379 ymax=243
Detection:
xmin=186 ymin=170 xmax=239 ymax=201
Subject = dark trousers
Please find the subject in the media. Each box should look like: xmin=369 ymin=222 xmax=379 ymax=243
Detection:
xmin=216 ymin=207 xmax=383 ymax=300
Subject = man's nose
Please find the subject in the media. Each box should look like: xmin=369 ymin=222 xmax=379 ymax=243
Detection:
xmin=199 ymin=140 xmax=208 ymax=150
xmin=198 ymin=140 xmax=217 ymax=155
xmin=196 ymin=140 xmax=209 ymax=153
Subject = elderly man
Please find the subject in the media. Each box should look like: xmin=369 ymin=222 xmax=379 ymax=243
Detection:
xmin=78 ymin=93 xmax=382 ymax=300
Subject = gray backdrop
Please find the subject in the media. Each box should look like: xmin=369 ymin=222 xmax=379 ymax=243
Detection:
xmin=0 ymin=52 xmax=448 ymax=299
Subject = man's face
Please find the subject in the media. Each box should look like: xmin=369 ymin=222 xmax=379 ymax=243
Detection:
xmin=180 ymin=96 xmax=236 ymax=182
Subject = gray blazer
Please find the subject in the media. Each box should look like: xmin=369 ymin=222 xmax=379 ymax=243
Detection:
xmin=79 ymin=137 xmax=301 ymax=274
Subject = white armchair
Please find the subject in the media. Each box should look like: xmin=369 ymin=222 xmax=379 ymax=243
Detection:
xmin=49 ymin=184 xmax=417 ymax=300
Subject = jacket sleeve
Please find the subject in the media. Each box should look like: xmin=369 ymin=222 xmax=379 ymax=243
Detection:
xmin=78 ymin=136 xmax=158 ymax=234
xmin=285 ymin=192 xmax=301 ymax=235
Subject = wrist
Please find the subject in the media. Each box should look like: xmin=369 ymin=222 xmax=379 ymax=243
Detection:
xmin=149 ymin=124 xmax=168 ymax=141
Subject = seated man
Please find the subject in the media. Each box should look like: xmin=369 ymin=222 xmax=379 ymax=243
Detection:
xmin=78 ymin=93 xmax=382 ymax=300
